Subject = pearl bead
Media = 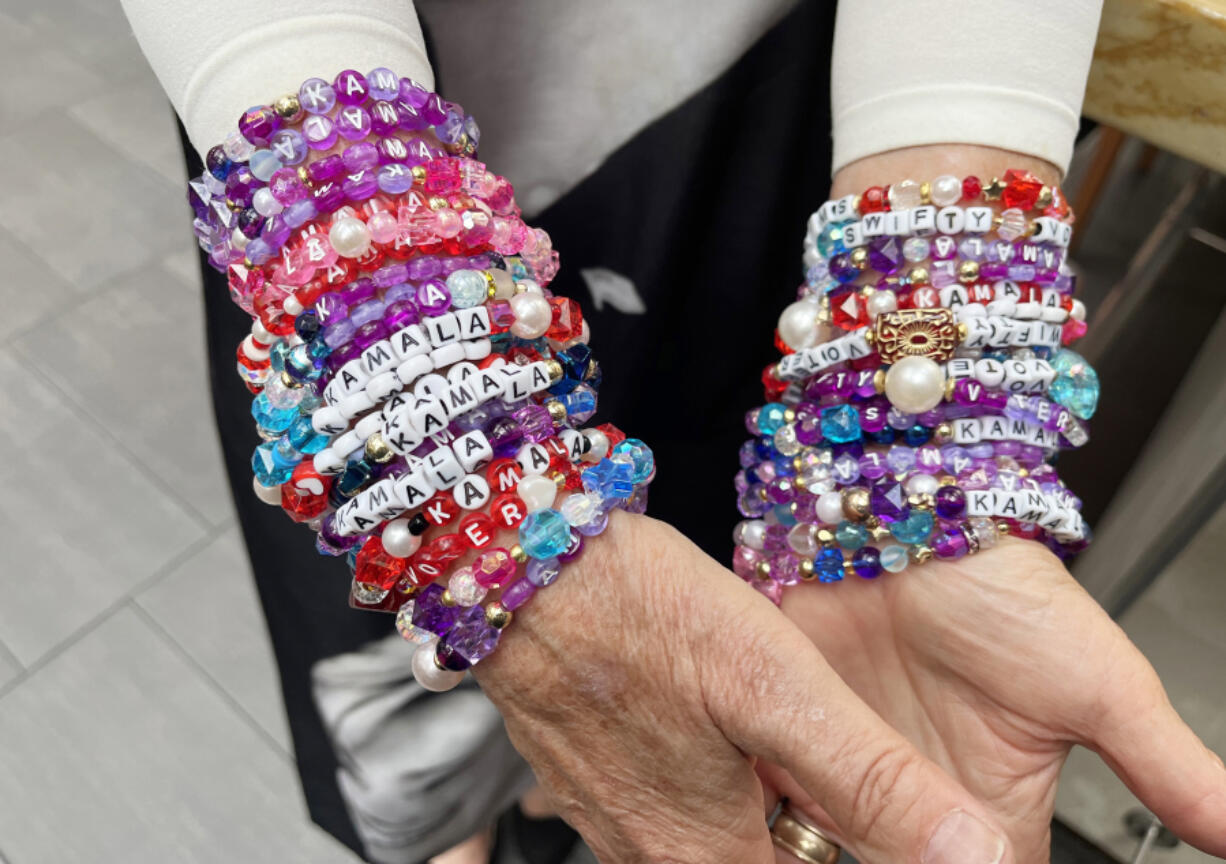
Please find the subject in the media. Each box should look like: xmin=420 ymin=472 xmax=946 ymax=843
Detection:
xmin=905 ymin=473 xmax=939 ymax=497
xmin=1070 ymin=299 xmax=1086 ymax=322
xmin=884 ymin=356 xmax=945 ymax=414
xmin=509 ymin=293 xmax=551 ymax=339
xmin=252 ymin=187 xmax=283 ymax=216
xmin=517 ymin=474 xmax=557 ymax=511
xmin=381 ymin=518 xmax=421 ymax=558
xmin=777 ymin=300 xmax=822 ymax=350
xmin=930 ymin=174 xmax=962 ymax=206
xmin=742 ymin=520 xmax=767 ymax=550
xmin=866 ymin=290 xmax=898 ymax=319
xmin=516 ymin=279 xmax=543 ymax=295
xmin=230 ymin=228 xmax=250 ymax=251
xmin=816 ymin=491 xmax=845 ymax=525
xmin=329 ymin=216 xmax=372 ymax=258
xmin=583 ymin=429 xmax=609 ymax=462
xmin=283 ymin=296 xmax=303 ymax=316
xmin=252 ymin=476 xmax=282 ymax=505
xmin=412 ymin=643 xmax=465 ymax=692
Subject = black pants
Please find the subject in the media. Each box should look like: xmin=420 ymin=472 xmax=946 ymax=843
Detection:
xmin=188 ymin=2 xmax=839 ymax=857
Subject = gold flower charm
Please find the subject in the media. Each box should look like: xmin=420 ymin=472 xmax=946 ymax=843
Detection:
xmin=870 ymin=309 xmax=959 ymax=363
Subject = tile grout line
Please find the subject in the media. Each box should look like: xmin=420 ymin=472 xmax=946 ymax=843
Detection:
xmin=10 ymin=347 xmax=217 ymax=534
xmin=0 ymin=526 xmax=227 ymax=703
xmin=127 ymin=598 xmax=293 ymax=763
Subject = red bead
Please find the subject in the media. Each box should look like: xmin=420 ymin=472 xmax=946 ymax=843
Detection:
xmin=1062 ymin=317 xmax=1088 ymax=345
xmin=354 ymin=245 xmax=385 ymax=271
xmin=961 ymin=175 xmax=982 ymax=202
xmin=773 ymin=329 xmax=795 ymax=356
xmin=355 ymin=537 xmax=408 ymax=590
xmin=281 ymin=462 xmax=331 ymax=522
xmin=405 ymin=552 xmax=444 ymax=585
xmin=423 ymin=491 xmax=460 ymax=526
xmin=860 ymin=186 xmax=889 ymax=213
xmin=542 ymin=437 xmax=570 ymax=470
xmin=762 ymin=364 xmax=787 ymax=402
xmin=486 ymin=458 xmax=523 ymax=494
xmin=596 ymin=423 xmax=626 ymax=449
xmin=546 ymin=296 xmax=584 ymax=342
xmin=909 ymin=286 xmax=940 ymax=309
xmin=458 ymin=513 xmax=497 ymax=549
xmin=506 ymin=346 xmax=543 ymax=365
xmin=563 ymin=467 xmax=584 ymax=491
xmin=318 ymin=258 xmax=355 ymax=286
xmin=490 ymin=492 xmax=527 ymax=529
xmin=969 ymin=282 xmax=994 ymax=304
xmin=1002 ymin=169 xmax=1043 ymax=211
xmin=425 ymin=533 xmax=467 ymax=566
xmin=830 ymin=290 xmax=867 ymax=330
xmin=1044 ymin=184 xmax=1071 ymax=221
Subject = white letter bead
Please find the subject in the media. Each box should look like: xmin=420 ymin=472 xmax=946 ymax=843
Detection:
xmin=1032 ymin=217 xmax=1060 ymax=245
xmin=330 ymin=429 xmax=364 ymax=458
xmin=365 ymin=370 xmax=402 ymax=402
xmin=313 ymin=449 xmax=347 ymax=475
xmin=446 ymin=362 xmax=479 ymax=385
xmin=424 ymin=447 xmax=463 ymax=490
xmin=463 ymin=338 xmax=492 ymax=361
xmin=382 ymin=411 xmax=421 ymax=454
xmin=452 ymin=430 xmax=494 ymax=472
xmin=364 ymin=479 xmax=405 ymax=522
xmin=953 ymin=418 xmax=982 ymax=443
xmin=360 ymin=341 xmax=397 ymax=378
xmin=527 ymin=361 xmax=553 ymax=394
xmin=500 ymin=366 xmax=532 ymax=402
xmin=406 ymin=398 xmax=447 ymax=438
xmin=335 ymin=359 xmax=368 ymax=396
xmin=975 ymin=358 xmax=1005 ymax=387
xmin=322 ymin=379 xmax=342 ymax=407
xmin=516 ymin=443 xmax=552 ymax=476
xmin=965 ymin=207 xmax=994 ymax=233
xmin=394 ymin=354 xmax=433 ymax=388
xmin=965 ymin=490 xmax=996 ymax=518
xmin=909 ymin=205 xmax=937 ymax=236
xmin=841 ymin=221 xmax=864 ymax=248
xmin=390 ymin=324 xmax=430 ymax=361
xmin=312 ymin=405 xmax=346 ymax=435
xmin=452 ymin=474 xmax=492 ymax=510
xmin=429 ymin=343 xmax=466 ymax=368
xmin=423 ymin=312 xmax=461 ymax=347
xmin=338 ymin=390 xmax=377 ymax=420
xmin=393 ymin=467 xmax=433 ymax=510
xmin=860 ymin=212 xmax=886 ymax=237
xmin=560 ymin=429 xmax=584 ymax=463
xmin=413 ymin=373 xmax=450 ymax=400
xmin=457 ymin=306 xmax=492 ymax=340
xmin=936 ymin=206 xmax=965 ymax=234
xmin=939 ymin=286 xmax=968 ymax=308
xmin=441 ymin=382 xmax=478 ymax=417
xmin=947 ymin=358 xmax=975 ymax=380
xmin=354 ymin=413 xmax=383 ymax=440
xmin=472 ymin=368 xmax=505 ymax=403
xmin=885 ymin=211 xmax=910 ymax=236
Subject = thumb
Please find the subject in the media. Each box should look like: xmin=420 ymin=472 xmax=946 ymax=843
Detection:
xmin=1089 ymin=650 xmax=1226 ymax=856
xmin=702 ymin=603 xmax=1013 ymax=864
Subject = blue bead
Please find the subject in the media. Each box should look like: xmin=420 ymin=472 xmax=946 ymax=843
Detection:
xmin=582 ymin=458 xmax=635 ymax=501
xmin=251 ymin=392 xmax=298 ymax=433
xmin=820 ymin=405 xmax=861 ymax=444
xmin=890 ymin=508 xmax=935 ymax=545
xmin=252 ymin=442 xmax=293 ymax=485
xmin=294 ymin=311 xmax=321 ymax=342
xmin=904 ymin=425 xmax=930 ymax=446
xmin=834 ymin=521 xmax=869 ymax=550
xmin=772 ymin=504 xmax=798 ymax=527
xmin=268 ymin=341 xmax=291 ymax=374
xmin=562 ymin=386 xmax=597 ymax=423
xmin=815 ymin=222 xmax=847 ymax=257
xmin=519 ymin=509 xmax=573 ymax=559
xmin=612 ymin=438 xmax=655 ymax=483
xmin=288 ymin=415 xmax=330 ymax=454
xmin=753 ymin=438 xmax=777 ymax=462
xmin=867 ymin=427 xmax=896 ymax=444
xmin=814 ymin=548 xmax=845 ymax=583
xmin=880 ymin=544 xmax=909 ymax=573
xmin=1049 ymin=349 xmax=1100 ymax=420
xmin=757 ymin=403 xmax=788 ymax=436
xmin=337 ymin=460 xmax=373 ymax=496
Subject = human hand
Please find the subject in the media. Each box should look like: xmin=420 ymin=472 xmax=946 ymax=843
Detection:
xmin=474 ymin=513 xmax=1022 ymax=864
xmin=761 ymin=538 xmax=1226 ymax=861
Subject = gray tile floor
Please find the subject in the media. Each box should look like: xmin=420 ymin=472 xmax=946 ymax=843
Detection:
xmin=1 ymin=1 xmax=1223 ymax=862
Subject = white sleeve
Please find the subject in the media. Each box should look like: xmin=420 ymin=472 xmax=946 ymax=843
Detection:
xmin=118 ymin=0 xmax=433 ymax=156
xmin=830 ymin=0 xmax=1103 ymax=177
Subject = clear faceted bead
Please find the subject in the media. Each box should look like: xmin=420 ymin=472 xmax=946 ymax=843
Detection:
xmin=448 ymin=567 xmax=488 ymax=606
xmin=888 ymin=179 xmax=923 ymax=210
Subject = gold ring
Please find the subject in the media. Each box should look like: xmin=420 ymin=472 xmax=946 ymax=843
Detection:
xmin=770 ymin=805 xmax=841 ymax=864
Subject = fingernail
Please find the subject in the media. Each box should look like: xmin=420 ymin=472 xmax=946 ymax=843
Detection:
xmin=924 ymin=810 xmax=1006 ymax=864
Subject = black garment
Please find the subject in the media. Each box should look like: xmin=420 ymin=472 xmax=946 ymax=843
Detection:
xmin=191 ymin=2 xmax=838 ymax=858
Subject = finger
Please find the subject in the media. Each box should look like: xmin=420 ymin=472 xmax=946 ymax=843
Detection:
xmin=1091 ymin=655 xmax=1226 ymax=856
xmin=705 ymin=601 xmax=1013 ymax=864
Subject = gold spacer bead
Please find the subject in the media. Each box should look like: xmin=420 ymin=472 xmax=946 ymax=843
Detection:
xmin=842 ymin=487 xmax=872 ymax=521
xmin=864 ymin=329 xmax=877 ymax=345
xmin=920 ymin=181 xmax=932 ymax=205
xmin=934 ymin=423 xmax=953 ymax=444
xmin=816 ymin=308 xmax=832 ymax=325
xmin=486 ymin=603 xmax=512 ymax=629
xmin=957 ymin=260 xmax=980 ymax=284
xmin=852 ymin=194 xmax=862 ymax=214
xmin=783 ymin=408 xmax=797 ymax=424
xmin=849 ymin=247 xmax=870 ymax=269
xmin=1036 ymin=186 xmax=1053 ymax=209
xmin=871 ymin=524 xmax=892 ymax=542
xmin=865 ymin=515 xmax=882 ymax=529
xmin=996 ymin=521 xmax=1012 ymax=535
xmin=440 ymin=589 xmax=457 ymax=607
xmin=297 ymin=165 xmax=312 ymax=183
xmin=410 ymin=165 xmax=427 ymax=183
xmin=755 ymin=560 xmax=773 ymax=580
xmin=364 ymin=432 xmax=394 ymax=463
xmin=873 ymin=368 xmax=887 ymax=394
xmin=544 ymin=359 xmax=564 ymax=383
xmin=909 ymin=266 xmax=931 ymax=285
xmin=428 ymin=196 xmax=450 ymax=210
xmin=279 ymin=370 xmax=301 ymax=389
xmin=509 ymin=544 xmax=528 ymax=564
xmin=939 ymin=475 xmax=958 ymax=486
xmin=958 ymin=321 xmax=969 ymax=340
xmin=482 ymin=270 xmax=498 ymax=296
xmin=944 ymin=377 xmax=956 ymax=401
xmin=793 ymin=474 xmax=808 ymax=492
xmin=907 ymin=493 xmax=925 ymax=508
xmin=545 ymin=399 xmax=568 ymax=424
xmin=273 ymin=93 xmax=303 ymax=122
xmin=757 ymin=486 xmax=770 ymax=502
xmin=911 ymin=545 xmax=934 ymax=564
xmin=843 ymin=561 xmax=857 ymax=579
xmin=445 ymin=132 xmax=470 ymax=155
xmin=816 ymin=528 xmax=836 ymax=545
xmin=550 ymin=471 xmax=567 ymax=489
xmin=983 ymin=177 xmax=1005 ymax=200
xmin=799 ymin=559 xmax=816 ymax=581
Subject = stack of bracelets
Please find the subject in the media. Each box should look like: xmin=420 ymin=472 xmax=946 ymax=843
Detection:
xmin=186 ymin=67 xmax=655 ymax=692
xmin=734 ymin=171 xmax=1099 ymax=602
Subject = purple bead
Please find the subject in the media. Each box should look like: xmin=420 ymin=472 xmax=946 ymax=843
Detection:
xmin=931 ymin=235 xmax=958 ymax=260
xmin=967 ymin=442 xmax=996 ymax=461
xmin=225 ymin=166 xmax=257 ymax=208
xmin=1017 ymin=445 xmax=1045 ymax=468
xmin=794 ymin=410 xmax=823 ymax=446
xmin=411 ymin=584 xmax=460 ymax=636
xmin=771 ymin=553 xmax=802 ymax=586
xmin=337 ymin=105 xmax=372 ymax=141
xmin=415 ymin=279 xmax=451 ymax=316
xmin=269 ymin=168 xmax=308 ymax=204
xmin=399 ymin=78 xmax=430 ymax=108
xmin=343 ymin=142 xmax=380 ymax=172
xmin=860 ymin=399 xmax=889 ymax=433
xmin=916 ymin=444 xmax=943 ymax=473
xmin=886 ymin=445 xmax=916 ymax=474
xmin=514 ymin=404 xmax=553 ymax=442
xmin=397 ymin=102 xmax=429 ymax=132
xmin=765 ymin=478 xmax=795 ymax=505
xmin=367 ymin=67 xmax=400 ymax=101
xmin=269 ymin=129 xmax=307 ymax=166
xmin=238 ymin=105 xmax=280 ymax=146
xmin=435 ymin=642 xmax=471 ymax=672
xmin=934 ymin=485 xmax=966 ymax=518
xmin=500 ymin=577 xmax=537 ymax=611
xmin=244 ymin=238 xmax=272 ymax=265
xmin=260 ymin=214 xmax=291 ymax=247
xmin=859 ymin=451 xmax=889 ymax=481
xmin=853 ymin=369 xmax=878 ymax=399
xmin=373 ymin=263 xmax=410 ymax=289
xmin=302 ymin=115 xmax=337 ymax=151
xmin=871 ymin=479 xmax=908 ymax=521
xmin=953 ymin=378 xmax=985 ymax=406
xmin=851 ymin=546 xmax=882 ymax=579
xmin=832 ymin=453 xmax=860 ymax=484
xmin=377 ymin=137 xmax=410 ymax=165
xmin=487 ymin=417 xmax=524 ymax=456
xmin=205 ymin=145 xmax=231 ymax=181
xmin=793 ymin=494 xmax=820 ymax=524
xmin=349 ymin=299 xmax=385 ymax=328
xmin=867 ymin=237 xmax=903 ymax=274
xmin=933 ymin=528 xmax=970 ymax=560
xmin=558 ymin=531 xmax=584 ymax=564
xmin=441 ymin=605 xmax=501 ymax=665
xmin=343 ymin=169 xmax=378 ymax=201
xmin=319 ymin=513 xmax=359 ymax=551
xmin=980 ymin=262 xmax=1008 ymax=280
xmin=352 ymin=320 xmax=389 ymax=351
xmin=422 ymin=92 xmax=448 ymax=124
xmin=334 ymin=69 xmax=369 ymax=105
xmin=299 ymin=78 xmax=336 ymax=114
xmin=307 ymin=155 xmax=345 ymax=183
xmin=995 ymin=440 xmax=1021 ymax=457
xmin=370 ymin=100 xmax=401 ymax=136
xmin=982 ymin=390 xmax=1009 ymax=411
xmin=315 ymin=292 xmax=348 ymax=324
xmin=383 ymin=282 xmax=416 ymax=304
xmin=828 ymin=254 xmax=859 ymax=283
xmin=406 ymin=256 xmax=442 ymax=280
xmin=340 ymin=278 xmax=377 ymax=307
xmin=324 ymin=339 xmax=361 ymax=371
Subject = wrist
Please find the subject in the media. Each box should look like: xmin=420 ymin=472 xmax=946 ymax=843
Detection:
xmin=831 ymin=144 xmax=1060 ymax=198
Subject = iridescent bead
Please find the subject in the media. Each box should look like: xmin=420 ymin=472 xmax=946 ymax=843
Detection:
xmin=395 ymin=601 xmax=436 ymax=645
xmin=238 ymin=105 xmax=280 ymax=147
xmin=519 ymin=509 xmax=572 ymax=559
xmin=968 ymin=517 xmax=999 ymax=551
xmin=251 ymin=392 xmax=297 ymax=432
xmin=879 ymin=544 xmax=909 ymax=573
xmin=814 ymin=222 xmax=846 ymax=257
xmin=448 ymin=567 xmax=488 ymax=606
xmin=932 ymin=528 xmax=969 ymax=560
xmin=560 ymin=492 xmax=602 ymax=527
xmin=773 ymin=424 xmax=802 ymax=457
xmin=612 ymin=438 xmax=654 ymax=483
xmin=997 ymin=209 xmax=1027 ymax=241
xmin=446 ymin=269 xmax=489 ymax=308
xmin=1049 ymin=349 xmax=1099 ymax=419
xmin=902 ymin=236 xmax=930 ymax=262
xmin=820 ymin=405 xmax=861 ymax=443
xmin=834 ymin=520 xmax=869 ymax=550
xmin=757 ymin=403 xmax=788 ymax=435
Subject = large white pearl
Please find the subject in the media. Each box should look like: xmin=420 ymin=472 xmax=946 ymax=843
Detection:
xmin=741 ymin=520 xmax=767 ymax=550
xmin=582 ymin=428 xmax=609 ymax=462
xmin=329 ymin=216 xmax=372 ymax=258
xmin=905 ymin=473 xmax=939 ymax=497
xmin=518 ymin=474 xmax=557 ymax=511
xmin=884 ymin=356 xmax=946 ymax=414
xmin=866 ymin=290 xmax=898 ymax=319
xmin=381 ymin=518 xmax=421 ymax=558
xmin=412 ymin=643 xmax=465 ymax=692
xmin=777 ymin=300 xmax=821 ymax=350
xmin=816 ymin=491 xmax=845 ymax=525
xmin=509 ymin=293 xmax=552 ymax=339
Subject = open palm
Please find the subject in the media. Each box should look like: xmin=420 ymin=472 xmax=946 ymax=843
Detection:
xmin=766 ymin=537 xmax=1226 ymax=861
